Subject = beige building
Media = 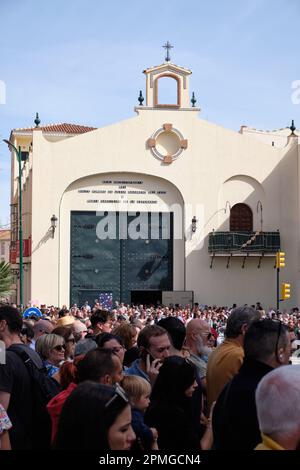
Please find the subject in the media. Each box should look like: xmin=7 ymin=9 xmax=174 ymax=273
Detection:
xmin=0 ymin=230 xmax=10 ymax=264
xmin=8 ymin=56 xmax=299 ymax=309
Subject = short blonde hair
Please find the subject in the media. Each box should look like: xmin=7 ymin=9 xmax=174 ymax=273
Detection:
xmin=122 ymin=375 xmax=151 ymax=404
xmin=35 ymin=333 xmax=64 ymax=360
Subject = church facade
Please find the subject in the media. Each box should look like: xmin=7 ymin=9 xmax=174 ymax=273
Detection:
xmin=8 ymin=53 xmax=299 ymax=309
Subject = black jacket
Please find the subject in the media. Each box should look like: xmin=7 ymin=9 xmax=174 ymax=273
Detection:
xmin=212 ymin=358 xmax=273 ymax=450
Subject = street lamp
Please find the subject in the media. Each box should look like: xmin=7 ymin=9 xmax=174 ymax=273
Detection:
xmin=51 ymin=215 xmax=58 ymax=238
xmin=191 ymin=216 xmax=197 ymax=233
xmin=3 ymin=139 xmax=28 ymax=309
xmin=256 ymin=201 xmax=263 ymax=233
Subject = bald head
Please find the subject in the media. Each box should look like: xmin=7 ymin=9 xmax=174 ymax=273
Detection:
xmin=33 ymin=319 xmax=54 ymax=339
xmin=186 ymin=319 xmax=210 ymax=338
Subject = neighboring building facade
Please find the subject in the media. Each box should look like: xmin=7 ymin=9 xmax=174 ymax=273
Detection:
xmin=8 ymin=56 xmax=299 ymax=308
xmin=0 ymin=230 xmax=10 ymax=264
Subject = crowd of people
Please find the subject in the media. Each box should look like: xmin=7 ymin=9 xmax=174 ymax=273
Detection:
xmin=15 ymin=299 xmax=300 ymax=344
xmin=0 ymin=299 xmax=300 ymax=451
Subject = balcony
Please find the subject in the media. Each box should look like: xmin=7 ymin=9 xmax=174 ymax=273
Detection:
xmin=10 ymin=237 xmax=32 ymax=264
xmin=208 ymin=231 xmax=280 ymax=256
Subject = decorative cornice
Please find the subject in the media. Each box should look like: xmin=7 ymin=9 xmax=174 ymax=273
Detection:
xmin=143 ymin=62 xmax=192 ymax=75
xmin=135 ymin=106 xmax=200 ymax=112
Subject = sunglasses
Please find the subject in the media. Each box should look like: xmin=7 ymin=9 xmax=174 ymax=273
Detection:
xmin=52 ymin=344 xmax=65 ymax=352
xmin=200 ymin=332 xmax=213 ymax=340
xmin=105 ymin=384 xmax=129 ymax=409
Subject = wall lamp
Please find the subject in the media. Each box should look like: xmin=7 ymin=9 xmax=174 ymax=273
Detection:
xmin=51 ymin=214 xmax=58 ymax=238
xmin=224 ymin=201 xmax=231 ymax=214
xmin=191 ymin=216 xmax=197 ymax=233
xmin=256 ymin=201 xmax=263 ymax=233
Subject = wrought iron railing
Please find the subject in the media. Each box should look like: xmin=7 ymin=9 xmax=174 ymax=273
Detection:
xmin=208 ymin=231 xmax=280 ymax=253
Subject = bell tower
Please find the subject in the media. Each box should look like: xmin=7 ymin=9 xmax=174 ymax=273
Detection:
xmin=137 ymin=42 xmax=200 ymax=111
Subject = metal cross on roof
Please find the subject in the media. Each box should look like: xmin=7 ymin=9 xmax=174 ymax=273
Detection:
xmin=162 ymin=41 xmax=173 ymax=62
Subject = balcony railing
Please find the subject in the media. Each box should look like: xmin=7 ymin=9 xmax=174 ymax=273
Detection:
xmin=208 ymin=231 xmax=280 ymax=254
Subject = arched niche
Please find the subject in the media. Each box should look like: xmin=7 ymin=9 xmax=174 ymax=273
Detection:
xmin=58 ymin=172 xmax=186 ymax=306
xmin=154 ymin=74 xmax=180 ymax=108
xmin=217 ymin=174 xmax=265 ymax=231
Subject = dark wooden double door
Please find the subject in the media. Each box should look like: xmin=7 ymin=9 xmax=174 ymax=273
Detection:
xmin=70 ymin=211 xmax=173 ymax=306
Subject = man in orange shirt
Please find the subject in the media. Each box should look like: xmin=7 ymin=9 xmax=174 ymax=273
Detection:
xmin=206 ymin=306 xmax=260 ymax=410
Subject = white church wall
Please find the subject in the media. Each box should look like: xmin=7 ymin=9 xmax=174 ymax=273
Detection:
xmin=28 ymin=106 xmax=299 ymax=307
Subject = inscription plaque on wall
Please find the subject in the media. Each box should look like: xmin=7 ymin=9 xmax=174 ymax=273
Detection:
xmin=77 ymin=180 xmax=167 ymax=205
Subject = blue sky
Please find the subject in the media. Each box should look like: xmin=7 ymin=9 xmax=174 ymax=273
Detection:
xmin=0 ymin=0 xmax=299 ymax=225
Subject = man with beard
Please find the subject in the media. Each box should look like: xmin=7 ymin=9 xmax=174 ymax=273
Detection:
xmin=185 ymin=319 xmax=213 ymax=391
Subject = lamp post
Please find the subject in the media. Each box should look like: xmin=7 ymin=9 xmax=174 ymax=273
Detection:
xmin=3 ymin=139 xmax=28 ymax=309
xmin=191 ymin=216 xmax=197 ymax=233
xmin=256 ymin=201 xmax=263 ymax=233
xmin=51 ymin=215 xmax=58 ymax=238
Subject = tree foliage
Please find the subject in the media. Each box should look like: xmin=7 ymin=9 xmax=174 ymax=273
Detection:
xmin=0 ymin=261 xmax=13 ymax=300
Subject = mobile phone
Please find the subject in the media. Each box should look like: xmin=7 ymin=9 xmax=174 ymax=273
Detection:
xmin=141 ymin=348 xmax=155 ymax=364
xmin=147 ymin=349 xmax=156 ymax=364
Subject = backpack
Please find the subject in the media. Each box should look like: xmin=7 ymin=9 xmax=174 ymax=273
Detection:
xmin=9 ymin=344 xmax=61 ymax=449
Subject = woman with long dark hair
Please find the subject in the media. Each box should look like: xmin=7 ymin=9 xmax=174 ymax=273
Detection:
xmin=144 ymin=356 xmax=213 ymax=450
xmin=54 ymin=381 xmax=136 ymax=450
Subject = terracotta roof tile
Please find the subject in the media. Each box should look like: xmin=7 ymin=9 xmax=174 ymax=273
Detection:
xmin=13 ymin=123 xmax=97 ymax=134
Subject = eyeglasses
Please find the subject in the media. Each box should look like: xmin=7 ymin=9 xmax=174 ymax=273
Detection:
xmin=198 ymin=332 xmax=213 ymax=340
xmin=207 ymin=333 xmax=213 ymax=340
xmin=105 ymin=384 xmax=129 ymax=409
xmin=52 ymin=344 xmax=65 ymax=352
